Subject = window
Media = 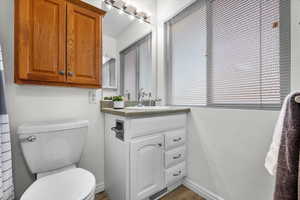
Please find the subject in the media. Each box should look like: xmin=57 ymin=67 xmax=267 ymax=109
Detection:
xmin=120 ymin=33 xmax=152 ymax=100
xmin=165 ymin=0 xmax=290 ymax=109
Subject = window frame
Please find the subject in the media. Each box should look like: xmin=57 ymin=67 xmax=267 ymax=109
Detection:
xmin=165 ymin=0 xmax=290 ymax=110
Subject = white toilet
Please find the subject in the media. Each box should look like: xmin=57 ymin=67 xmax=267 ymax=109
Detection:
xmin=17 ymin=120 xmax=96 ymax=200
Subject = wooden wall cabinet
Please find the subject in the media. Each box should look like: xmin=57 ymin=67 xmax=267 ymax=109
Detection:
xmin=15 ymin=0 xmax=105 ymax=88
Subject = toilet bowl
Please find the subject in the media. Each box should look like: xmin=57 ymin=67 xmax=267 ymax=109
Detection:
xmin=17 ymin=120 xmax=95 ymax=200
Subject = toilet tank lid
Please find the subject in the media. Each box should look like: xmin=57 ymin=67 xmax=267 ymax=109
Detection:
xmin=17 ymin=120 xmax=89 ymax=135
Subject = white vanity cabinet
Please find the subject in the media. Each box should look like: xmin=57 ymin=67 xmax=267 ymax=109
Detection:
xmin=104 ymin=112 xmax=188 ymax=200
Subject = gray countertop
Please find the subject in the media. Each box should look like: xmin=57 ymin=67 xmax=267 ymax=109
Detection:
xmin=101 ymin=107 xmax=191 ymax=117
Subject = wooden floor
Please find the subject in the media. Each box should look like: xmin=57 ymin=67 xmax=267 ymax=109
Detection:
xmin=95 ymin=186 xmax=205 ymax=200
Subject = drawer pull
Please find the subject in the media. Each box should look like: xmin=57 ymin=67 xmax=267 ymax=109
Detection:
xmin=173 ymin=137 xmax=182 ymax=142
xmin=158 ymin=143 xmax=163 ymax=147
xmin=173 ymin=170 xmax=182 ymax=177
xmin=173 ymin=154 xmax=182 ymax=159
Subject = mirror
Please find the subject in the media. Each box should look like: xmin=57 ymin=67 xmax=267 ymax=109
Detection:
xmin=102 ymin=1 xmax=155 ymax=100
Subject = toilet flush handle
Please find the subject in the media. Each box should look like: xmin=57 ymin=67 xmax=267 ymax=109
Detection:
xmin=19 ymin=135 xmax=37 ymax=143
xmin=26 ymin=136 xmax=37 ymax=142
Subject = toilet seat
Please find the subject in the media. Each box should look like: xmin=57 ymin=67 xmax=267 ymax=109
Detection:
xmin=21 ymin=168 xmax=96 ymax=200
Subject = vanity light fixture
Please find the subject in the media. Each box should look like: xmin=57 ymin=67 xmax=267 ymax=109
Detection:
xmin=103 ymin=0 xmax=151 ymax=24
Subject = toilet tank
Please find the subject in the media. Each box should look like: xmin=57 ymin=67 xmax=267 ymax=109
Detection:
xmin=17 ymin=120 xmax=89 ymax=174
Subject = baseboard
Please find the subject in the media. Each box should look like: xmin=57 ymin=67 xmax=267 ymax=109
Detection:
xmin=95 ymin=182 xmax=105 ymax=194
xmin=183 ymin=178 xmax=224 ymax=200
xmin=94 ymin=179 xmax=223 ymax=200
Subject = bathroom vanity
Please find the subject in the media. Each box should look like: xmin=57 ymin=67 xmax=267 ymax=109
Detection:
xmin=103 ymin=107 xmax=190 ymax=200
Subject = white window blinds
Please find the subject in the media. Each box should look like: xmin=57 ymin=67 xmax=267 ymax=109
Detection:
xmin=165 ymin=0 xmax=290 ymax=109
xmin=122 ymin=47 xmax=138 ymax=99
xmin=139 ymin=36 xmax=152 ymax=94
xmin=166 ymin=0 xmax=207 ymax=106
xmin=208 ymin=0 xmax=290 ymax=108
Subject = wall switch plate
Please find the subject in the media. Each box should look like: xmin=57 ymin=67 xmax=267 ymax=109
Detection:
xmin=89 ymin=89 xmax=102 ymax=104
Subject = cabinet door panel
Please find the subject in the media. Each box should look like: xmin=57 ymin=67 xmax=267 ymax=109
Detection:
xmin=130 ymin=135 xmax=164 ymax=200
xmin=67 ymin=3 xmax=101 ymax=86
xmin=17 ymin=0 xmax=66 ymax=82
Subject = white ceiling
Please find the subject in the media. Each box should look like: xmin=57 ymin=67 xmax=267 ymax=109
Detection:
xmin=102 ymin=0 xmax=156 ymax=38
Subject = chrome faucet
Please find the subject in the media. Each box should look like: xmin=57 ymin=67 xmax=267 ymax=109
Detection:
xmin=137 ymin=88 xmax=146 ymax=107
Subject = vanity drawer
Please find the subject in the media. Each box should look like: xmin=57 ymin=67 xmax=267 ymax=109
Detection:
xmin=165 ymin=146 xmax=186 ymax=168
xmin=164 ymin=129 xmax=186 ymax=150
xmin=165 ymin=162 xmax=186 ymax=186
xmin=129 ymin=114 xmax=187 ymax=139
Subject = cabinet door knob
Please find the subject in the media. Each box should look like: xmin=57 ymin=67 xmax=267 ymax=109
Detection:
xmin=68 ymin=71 xmax=74 ymax=76
xmin=58 ymin=70 xmax=65 ymax=75
xmin=158 ymin=143 xmax=162 ymax=147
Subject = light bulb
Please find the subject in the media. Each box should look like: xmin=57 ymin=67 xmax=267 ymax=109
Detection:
xmin=106 ymin=4 xmax=112 ymax=10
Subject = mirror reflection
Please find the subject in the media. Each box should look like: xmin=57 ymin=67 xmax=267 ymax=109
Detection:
xmin=102 ymin=2 xmax=154 ymax=100
xmin=102 ymin=56 xmax=117 ymax=89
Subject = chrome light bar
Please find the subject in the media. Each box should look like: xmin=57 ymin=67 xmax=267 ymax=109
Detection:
xmin=103 ymin=0 xmax=151 ymax=24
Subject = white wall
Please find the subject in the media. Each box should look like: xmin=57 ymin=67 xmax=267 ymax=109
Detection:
xmin=0 ymin=1 xmax=107 ymax=199
xmin=156 ymin=0 xmax=300 ymax=200
xmin=103 ymin=35 xmax=117 ymax=59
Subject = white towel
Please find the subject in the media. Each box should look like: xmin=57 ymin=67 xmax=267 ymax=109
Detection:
xmin=264 ymin=93 xmax=295 ymax=175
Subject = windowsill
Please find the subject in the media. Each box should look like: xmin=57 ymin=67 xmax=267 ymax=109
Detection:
xmin=167 ymin=104 xmax=281 ymax=111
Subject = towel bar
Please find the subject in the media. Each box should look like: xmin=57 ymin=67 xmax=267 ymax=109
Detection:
xmin=295 ymin=96 xmax=300 ymax=103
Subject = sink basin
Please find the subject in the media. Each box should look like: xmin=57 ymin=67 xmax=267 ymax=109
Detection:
xmin=126 ymin=106 xmax=171 ymax=110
